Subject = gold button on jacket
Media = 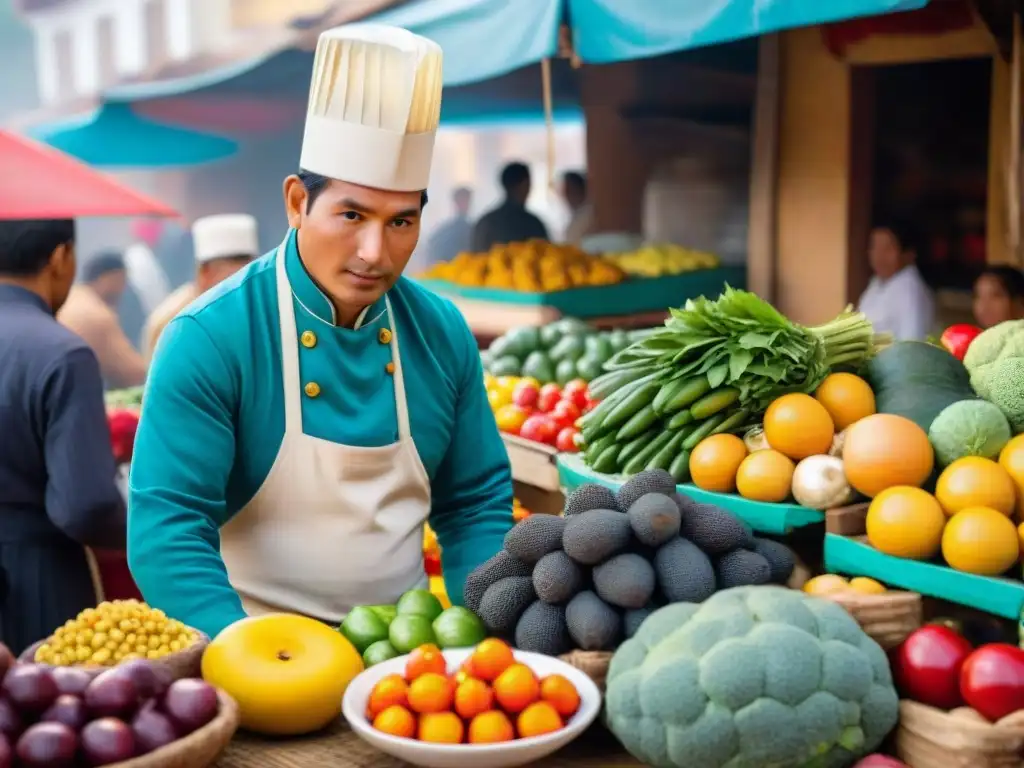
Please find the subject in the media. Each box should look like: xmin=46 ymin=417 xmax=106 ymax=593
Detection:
xmin=378 ymin=328 xmax=393 ymax=344
xmin=304 ymin=382 xmax=321 ymax=398
xmin=300 ymin=330 xmax=317 ymax=348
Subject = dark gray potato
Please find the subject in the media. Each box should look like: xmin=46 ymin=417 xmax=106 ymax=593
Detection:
xmin=477 ymin=576 xmax=536 ymax=635
xmin=464 ymin=550 xmax=533 ymax=613
xmin=564 ymin=484 xmax=619 ymax=517
xmin=565 ymin=591 xmax=623 ymax=652
xmin=616 ymin=469 xmax=677 ymax=512
xmin=533 ymin=550 xmax=585 ymax=605
xmin=504 ymin=514 xmax=566 ymax=563
xmin=593 ymin=554 xmax=656 ymax=609
xmin=654 ymin=537 xmax=716 ymax=603
xmin=627 ymin=493 xmax=682 ymax=547
xmin=515 ymin=601 xmax=572 ymax=655
xmin=714 ymin=549 xmax=772 ymax=589
xmin=562 ymin=509 xmax=632 ymax=565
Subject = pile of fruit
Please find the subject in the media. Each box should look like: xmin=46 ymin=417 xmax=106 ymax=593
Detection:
xmin=484 ymin=318 xmax=650 ymax=385
xmin=601 ymin=243 xmax=719 ymax=277
xmin=0 ymin=644 xmax=223 ymax=767
xmin=486 ymin=375 xmax=592 ymax=451
xmin=802 ymin=574 xmax=890 ymax=597
xmin=34 ymin=600 xmax=201 ymax=668
xmin=365 ymin=639 xmax=580 ymax=744
xmin=419 ymin=240 xmax=625 ymax=292
xmin=340 ymin=589 xmax=486 ymax=669
xmin=892 ymin=623 xmax=1024 ymax=725
xmin=464 ymin=470 xmax=797 ymax=655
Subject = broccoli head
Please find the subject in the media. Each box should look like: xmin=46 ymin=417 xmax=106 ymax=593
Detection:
xmin=604 ymin=586 xmax=898 ymax=768
xmin=963 ymin=319 xmax=1024 ymax=378
xmin=983 ymin=357 xmax=1024 ymax=433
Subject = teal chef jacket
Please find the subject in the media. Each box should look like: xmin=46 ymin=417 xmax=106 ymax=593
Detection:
xmin=127 ymin=229 xmax=514 ymax=638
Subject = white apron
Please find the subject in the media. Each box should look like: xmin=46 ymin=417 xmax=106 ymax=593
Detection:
xmin=218 ymin=241 xmax=432 ymax=622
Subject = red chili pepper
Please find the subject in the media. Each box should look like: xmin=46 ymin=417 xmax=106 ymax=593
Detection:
xmin=939 ymin=324 xmax=983 ymax=361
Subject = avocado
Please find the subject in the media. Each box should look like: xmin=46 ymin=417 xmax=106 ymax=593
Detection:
xmin=584 ymin=334 xmax=613 ymax=361
xmin=555 ymin=317 xmax=592 ymax=336
xmin=556 ymin=359 xmax=578 ymax=386
xmin=539 ymin=323 xmax=563 ymax=350
xmin=487 ymin=335 xmax=513 ymax=360
xmin=574 ymin=355 xmax=604 ymax=382
xmin=522 ymin=351 xmax=556 ymax=383
xmin=489 ymin=355 xmax=523 ymax=377
xmin=608 ymin=329 xmax=630 ymax=352
xmin=549 ymin=334 xmax=586 ymax=363
xmin=504 ymin=326 xmax=541 ymax=357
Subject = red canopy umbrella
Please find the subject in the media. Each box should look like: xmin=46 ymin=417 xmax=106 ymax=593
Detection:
xmin=0 ymin=129 xmax=177 ymax=219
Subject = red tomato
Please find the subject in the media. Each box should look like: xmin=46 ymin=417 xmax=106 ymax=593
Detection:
xmin=960 ymin=644 xmax=1024 ymax=722
xmin=555 ymin=427 xmax=580 ymax=453
xmin=892 ymin=625 xmax=973 ymax=709
xmin=551 ymin=400 xmax=582 ymax=429
xmin=512 ymin=380 xmax=540 ymax=409
xmin=520 ymin=414 xmax=559 ymax=445
xmin=562 ymin=379 xmax=590 ymax=410
xmin=536 ymin=384 xmax=562 ymax=413
xmin=107 ymin=408 xmax=140 ymax=465
xmin=939 ymin=324 xmax=983 ymax=361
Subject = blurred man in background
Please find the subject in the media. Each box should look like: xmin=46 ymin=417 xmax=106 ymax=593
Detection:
xmin=858 ymin=221 xmax=935 ymax=341
xmin=141 ymin=214 xmax=258 ymax=361
xmin=57 ymin=252 xmax=148 ymax=388
xmin=423 ymin=187 xmax=473 ymax=266
xmin=561 ymin=171 xmax=593 ymax=246
xmin=472 ymin=162 xmax=549 ymax=251
xmin=0 ymin=220 xmax=126 ymax=653
xmin=124 ymin=219 xmax=171 ymax=322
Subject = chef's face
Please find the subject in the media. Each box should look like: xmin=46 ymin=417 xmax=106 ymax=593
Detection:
xmin=868 ymin=227 xmax=909 ymax=280
xmin=285 ymin=176 xmax=422 ymax=317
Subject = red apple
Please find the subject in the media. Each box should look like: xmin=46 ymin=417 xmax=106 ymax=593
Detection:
xmin=519 ymin=415 xmax=559 ymax=445
xmin=892 ymin=625 xmax=972 ymax=709
xmin=511 ymin=381 xmax=539 ymax=409
xmin=562 ymin=379 xmax=590 ymax=410
xmin=960 ymin=644 xmax=1024 ymax=722
xmin=536 ymin=384 xmax=562 ymax=413
xmin=550 ymin=400 xmax=581 ymax=429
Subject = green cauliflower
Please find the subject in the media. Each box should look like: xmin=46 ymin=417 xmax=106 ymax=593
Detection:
xmin=962 ymin=319 xmax=1024 ymax=400
xmin=928 ymin=399 xmax=1012 ymax=465
xmin=604 ymin=586 xmax=898 ymax=768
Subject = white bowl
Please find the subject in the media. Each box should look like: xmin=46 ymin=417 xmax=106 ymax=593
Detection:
xmin=342 ymin=647 xmax=602 ymax=768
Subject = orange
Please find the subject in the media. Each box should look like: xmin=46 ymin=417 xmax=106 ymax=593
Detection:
xmin=763 ymin=393 xmax=835 ymax=460
xmin=468 ymin=710 xmax=516 ymax=744
xmin=735 ymin=449 xmax=795 ymax=503
xmin=999 ymin=434 xmax=1024 ymax=520
xmin=517 ymin=701 xmax=564 ymax=739
xmin=865 ymin=486 xmax=946 ymax=560
xmin=367 ymin=674 xmax=409 ymax=719
xmin=802 ymin=574 xmax=849 ymax=596
xmin=847 ymin=577 xmax=886 ymax=595
xmin=942 ymin=506 xmax=1019 ymax=576
xmin=689 ymin=434 xmax=748 ymax=493
xmin=418 ymin=711 xmax=464 ymax=744
xmin=935 ymin=456 xmax=1016 ymax=518
xmin=493 ymin=663 xmax=541 ymax=714
xmin=372 ymin=705 xmax=416 ymax=739
xmin=539 ymin=675 xmax=580 ymax=718
xmin=454 ymin=677 xmax=494 ymax=720
xmin=405 ymin=644 xmax=447 ymax=681
xmin=470 ymin=639 xmax=515 ymax=682
xmin=843 ymin=414 xmax=934 ymax=498
xmin=814 ymin=373 xmax=876 ymax=431
xmin=407 ymin=672 xmax=454 ymax=714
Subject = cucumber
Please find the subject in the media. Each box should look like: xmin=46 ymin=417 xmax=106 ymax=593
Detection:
xmin=616 ymin=404 xmax=660 ymax=442
xmin=581 ymin=372 xmax=659 ymax=437
xmin=669 ymin=450 xmax=691 ymax=483
xmin=617 ymin=429 xmax=659 ymax=466
xmin=622 ymin=430 xmax=674 ymax=476
xmin=666 ymin=409 xmax=695 ymax=431
xmin=652 ymin=377 xmax=690 ymax=414
xmin=601 ymin=382 xmax=660 ymax=431
xmin=682 ymin=414 xmax=727 ymax=451
xmin=647 ymin=431 xmax=688 ymax=472
xmin=662 ymin=377 xmax=712 ymax=414
xmin=690 ymin=388 xmax=740 ymax=421
xmin=584 ymin=434 xmax=616 ymax=465
xmin=587 ymin=367 xmax=653 ymax=401
xmin=592 ymin=443 xmax=622 ymax=474
xmin=711 ymin=408 xmax=750 ymax=435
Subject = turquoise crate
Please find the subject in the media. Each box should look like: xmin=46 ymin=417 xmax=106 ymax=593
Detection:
xmin=825 ymin=533 xmax=1024 ymax=620
xmin=415 ymin=266 xmax=746 ymax=318
xmin=556 ymin=453 xmax=823 ymax=535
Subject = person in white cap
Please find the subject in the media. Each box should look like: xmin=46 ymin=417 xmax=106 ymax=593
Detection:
xmin=140 ymin=214 xmax=258 ymax=361
xmin=127 ymin=24 xmax=513 ymax=639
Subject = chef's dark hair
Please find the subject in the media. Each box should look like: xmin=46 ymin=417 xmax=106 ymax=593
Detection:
xmin=0 ymin=219 xmax=75 ymax=276
xmin=297 ymin=171 xmax=428 ymax=213
xmin=977 ymin=265 xmax=1024 ymax=300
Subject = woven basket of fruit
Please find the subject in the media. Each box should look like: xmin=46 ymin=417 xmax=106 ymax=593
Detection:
xmin=822 ymin=590 xmax=923 ymax=651
xmin=895 ymin=700 xmax=1024 ymax=768
xmin=557 ymin=651 xmax=613 ymax=692
xmin=20 ymin=600 xmax=209 ymax=682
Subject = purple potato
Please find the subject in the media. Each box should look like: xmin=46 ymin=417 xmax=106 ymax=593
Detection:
xmin=51 ymin=667 xmax=94 ymax=696
xmin=2 ymin=666 xmax=58 ymax=715
xmin=131 ymin=700 xmax=178 ymax=755
xmin=80 ymin=718 xmax=136 ymax=766
xmin=84 ymin=670 xmax=138 ymax=719
xmin=162 ymin=679 xmax=218 ymax=734
xmin=41 ymin=695 xmax=89 ymax=731
xmin=15 ymin=722 xmax=77 ymax=768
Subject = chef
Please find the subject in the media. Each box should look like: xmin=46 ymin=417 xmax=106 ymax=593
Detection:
xmin=128 ymin=24 xmax=514 ymax=640
xmin=141 ymin=214 xmax=258 ymax=361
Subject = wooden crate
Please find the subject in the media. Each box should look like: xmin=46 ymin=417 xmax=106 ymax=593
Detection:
xmin=895 ymin=700 xmax=1024 ymax=768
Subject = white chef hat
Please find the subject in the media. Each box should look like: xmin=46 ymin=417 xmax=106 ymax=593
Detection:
xmin=192 ymin=214 xmax=259 ymax=264
xmin=299 ymin=23 xmax=443 ymax=192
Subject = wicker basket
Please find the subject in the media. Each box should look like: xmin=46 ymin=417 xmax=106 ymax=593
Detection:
xmin=822 ymin=590 xmax=923 ymax=650
xmin=559 ymin=650 xmax=613 ymax=692
xmin=895 ymin=700 xmax=1024 ymax=768
xmin=19 ymin=633 xmax=210 ymax=682
xmin=106 ymin=689 xmax=239 ymax=768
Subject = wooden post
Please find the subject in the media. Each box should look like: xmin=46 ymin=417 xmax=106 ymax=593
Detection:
xmin=747 ymin=34 xmax=782 ymax=301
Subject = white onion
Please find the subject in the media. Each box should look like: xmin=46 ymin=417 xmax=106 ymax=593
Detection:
xmin=791 ymin=455 xmax=855 ymax=510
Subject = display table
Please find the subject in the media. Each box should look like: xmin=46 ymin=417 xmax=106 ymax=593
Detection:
xmin=214 ymin=720 xmax=642 ymax=767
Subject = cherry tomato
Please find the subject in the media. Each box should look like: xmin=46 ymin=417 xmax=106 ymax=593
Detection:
xmin=562 ymin=379 xmax=590 ymax=410
xmin=512 ymin=380 xmax=540 ymax=409
xmin=960 ymin=644 xmax=1024 ymax=722
xmin=494 ymin=404 xmax=530 ymax=435
xmin=555 ymin=427 xmax=580 ymax=452
xmin=551 ymin=400 xmax=582 ymax=429
xmin=536 ymin=384 xmax=562 ymax=413
xmin=520 ymin=414 xmax=559 ymax=445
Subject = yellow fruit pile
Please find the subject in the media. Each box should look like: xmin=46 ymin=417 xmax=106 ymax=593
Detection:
xmin=602 ymin=244 xmax=719 ymax=277
xmin=420 ymin=240 xmax=624 ymax=292
xmin=35 ymin=599 xmax=200 ymax=667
